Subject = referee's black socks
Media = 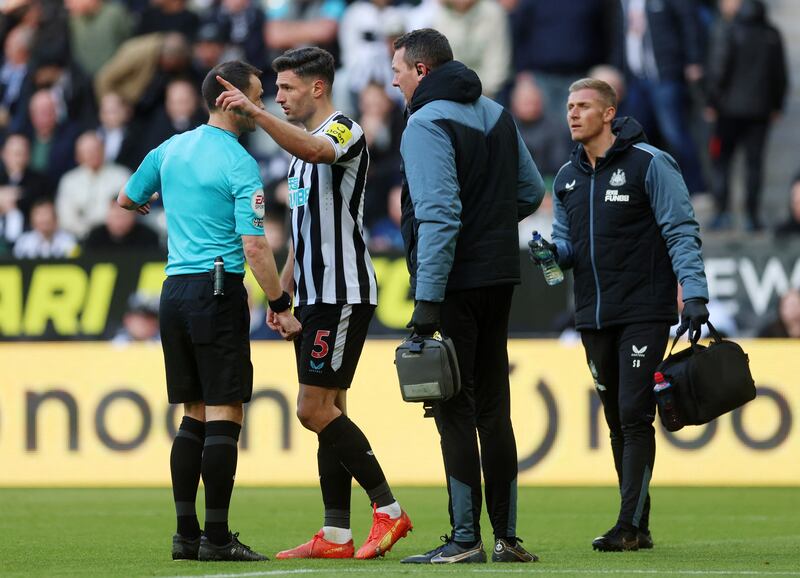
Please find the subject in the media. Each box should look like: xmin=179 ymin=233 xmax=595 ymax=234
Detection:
xmin=318 ymin=443 xmax=352 ymax=529
xmin=202 ymin=420 xmax=241 ymax=545
xmin=170 ymin=416 xmax=205 ymax=539
xmin=318 ymin=415 xmax=395 ymax=508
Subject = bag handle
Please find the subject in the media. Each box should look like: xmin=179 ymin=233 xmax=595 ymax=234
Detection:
xmin=668 ymin=320 xmax=722 ymax=356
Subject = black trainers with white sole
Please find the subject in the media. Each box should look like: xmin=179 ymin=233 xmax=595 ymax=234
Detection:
xmin=401 ymin=535 xmax=486 ymax=564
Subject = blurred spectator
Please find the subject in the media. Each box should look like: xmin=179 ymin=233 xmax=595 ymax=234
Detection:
xmin=264 ymin=0 xmax=345 ymax=66
xmin=436 ymin=0 xmax=511 ymax=99
xmin=0 ymin=184 xmax=24 ymax=253
xmin=55 ymin=131 xmax=131 ymax=238
xmin=588 ymin=64 xmax=627 ymax=114
xmin=12 ymin=197 xmax=77 ymax=258
xmin=358 ymin=81 xmax=402 ymax=227
xmin=510 ymin=73 xmax=566 ymax=178
xmin=208 ymin=0 xmax=267 ymax=71
xmin=705 ymin=0 xmax=787 ymax=232
xmin=367 ymin=183 xmax=402 ymax=252
xmin=137 ymin=78 xmax=203 ymax=156
xmin=617 ymin=0 xmax=705 ymax=194
xmin=263 ymin=205 xmax=288 ymax=251
xmin=0 ymin=25 xmax=33 ymax=136
xmin=774 ymin=176 xmax=800 ymax=239
xmin=112 ymin=292 xmax=160 ymax=343
xmin=511 ymin=0 xmax=618 ymax=118
xmin=26 ymin=88 xmax=80 ymax=183
xmin=191 ymin=21 xmax=230 ymax=82
xmin=66 ymin=0 xmax=132 ymax=76
xmin=84 ymin=198 xmax=160 ymax=251
xmin=134 ymin=0 xmax=200 ymax=40
xmin=757 ymin=288 xmax=800 ymax=338
xmin=20 ymin=51 xmax=97 ymax=130
xmin=94 ymin=32 xmax=192 ymax=118
xmin=0 ymin=132 xmax=51 ymax=224
xmin=95 ymin=92 xmax=140 ymax=170
xmin=338 ymin=0 xmax=404 ymax=106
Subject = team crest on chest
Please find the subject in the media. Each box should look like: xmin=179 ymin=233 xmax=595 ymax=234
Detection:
xmin=609 ymin=168 xmax=626 ymax=187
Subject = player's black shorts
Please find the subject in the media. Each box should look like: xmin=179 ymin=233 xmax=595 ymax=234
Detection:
xmin=293 ymin=303 xmax=375 ymax=389
xmin=159 ymin=273 xmax=253 ymax=405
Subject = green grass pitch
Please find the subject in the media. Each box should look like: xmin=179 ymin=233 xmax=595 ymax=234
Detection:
xmin=1 ymin=487 xmax=798 ymax=577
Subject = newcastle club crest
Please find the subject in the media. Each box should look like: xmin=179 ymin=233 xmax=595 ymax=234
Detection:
xmin=609 ymin=168 xmax=626 ymax=187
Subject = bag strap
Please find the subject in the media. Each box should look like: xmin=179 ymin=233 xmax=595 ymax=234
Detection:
xmin=669 ymin=320 xmax=722 ymax=356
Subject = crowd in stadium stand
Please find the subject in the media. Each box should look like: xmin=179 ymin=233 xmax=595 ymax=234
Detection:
xmin=0 ymin=0 xmax=796 ymax=338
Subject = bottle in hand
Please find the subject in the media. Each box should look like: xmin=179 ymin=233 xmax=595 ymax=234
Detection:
xmin=530 ymin=231 xmax=564 ymax=286
xmin=653 ymin=371 xmax=683 ymax=431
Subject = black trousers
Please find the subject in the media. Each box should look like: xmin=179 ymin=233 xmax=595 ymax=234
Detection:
xmin=580 ymin=322 xmax=670 ymax=529
xmin=433 ymin=284 xmax=518 ymax=543
xmin=712 ymin=116 xmax=770 ymax=220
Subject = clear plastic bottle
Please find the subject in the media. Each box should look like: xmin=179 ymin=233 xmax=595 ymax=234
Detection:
xmin=653 ymin=371 xmax=683 ymax=431
xmin=530 ymin=231 xmax=564 ymax=286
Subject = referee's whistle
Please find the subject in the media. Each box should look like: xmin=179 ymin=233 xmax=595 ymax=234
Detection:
xmin=213 ymin=256 xmax=225 ymax=296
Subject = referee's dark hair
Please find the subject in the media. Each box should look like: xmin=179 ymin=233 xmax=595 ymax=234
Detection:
xmin=272 ymin=47 xmax=335 ymax=93
xmin=202 ymin=60 xmax=262 ymax=111
xmin=393 ymin=29 xmax=453 ymax=72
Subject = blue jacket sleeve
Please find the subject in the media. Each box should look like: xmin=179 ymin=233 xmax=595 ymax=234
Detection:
xmin=550 ymin=163 xmax=575 ymax=269
xmin=400 ymin=117 xmax=462 ymax=303
xmin=516 ymin=130 xmax=545 ymax=220
xmin=645 ymin=151 xmax=709 ymax=302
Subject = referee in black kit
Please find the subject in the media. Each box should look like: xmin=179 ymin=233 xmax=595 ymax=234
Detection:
xmin=118 ymin=61 xmax=301 ymax=562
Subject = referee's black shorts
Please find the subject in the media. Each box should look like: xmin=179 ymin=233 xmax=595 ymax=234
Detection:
xmin=293 ymin=303 xmax=374 ymax=389
xmin=159 ymin=273 xmax=252 ymax=405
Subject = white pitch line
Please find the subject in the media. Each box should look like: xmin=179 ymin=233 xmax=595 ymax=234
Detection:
xmin=166 ymin=568 xmax=800 ymax=578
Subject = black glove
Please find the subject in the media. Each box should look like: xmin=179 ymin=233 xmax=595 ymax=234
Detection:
xmin=528 ymin=236 xmax=558 ymax=265
xmin=680 ymin=298 xmax=710 ymax=342
xmin=407 ymin=300 xmax=441 ymax=336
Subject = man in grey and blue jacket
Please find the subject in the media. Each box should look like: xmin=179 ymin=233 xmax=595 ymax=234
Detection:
xmin=391 ymin=28 xmax=545 ymax=564
xmin=531 ymin=78 xmax=709 ymax=551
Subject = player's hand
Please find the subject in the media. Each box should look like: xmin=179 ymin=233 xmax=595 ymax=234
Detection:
xmin=137 ymin=192 xmax=159 ymax=215
xmin=266 ymin=307 xmax=280 ymax=331
xmin=528 ymin=236 xmax=558 ymax=266
xmin=216 ymin=76 xmax=260 ymax=118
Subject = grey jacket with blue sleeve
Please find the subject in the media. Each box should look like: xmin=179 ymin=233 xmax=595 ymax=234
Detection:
xmin=399 ymin=60 xmax=545 ymax=302
xmin=551 ymin=116 xmax=708 ymax=330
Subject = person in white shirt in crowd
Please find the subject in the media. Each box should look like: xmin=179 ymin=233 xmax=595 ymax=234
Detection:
xmin=13 ymin=197 xmax=77 ymax=258
xmin=0 ymin=185 xmax=24 ymax=252
xmin=56 ymin=131 xmax=131 ymax=239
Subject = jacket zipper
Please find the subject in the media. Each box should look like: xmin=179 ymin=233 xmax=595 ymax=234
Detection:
xmin=589 ymin=172 xmax=602 ymax=329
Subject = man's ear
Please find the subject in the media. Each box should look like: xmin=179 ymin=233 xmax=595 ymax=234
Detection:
xmin=312 ymin=78 xmax=326 ymax=98
xmin=604 ymin=106 xmax=617 ymax=123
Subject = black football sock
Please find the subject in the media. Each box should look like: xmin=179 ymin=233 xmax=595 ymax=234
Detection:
xmin=318 ymin=442 xmax=352 ymax=529
xmin=170 ymin=416 xmax=205 ymax=539
xmin=201 ymin=420 xmax=241 ymax=545
xmin=318 ymin=415 xmax=394 ymax=507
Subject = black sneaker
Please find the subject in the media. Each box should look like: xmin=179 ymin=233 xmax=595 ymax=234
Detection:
xmin=592 ymin=524 xmax=639 ymax=552
xmin=401 ymin=535 xmax=486 ymax=564
xmin=492 ymin=537 xmax=539 ymax=562
xmin=637 ymin=529 xmax=654 ymax=549
xmin=198 ymin=532 xmax=269 ymax=561
xmin=172 ymin=533 xmax=201 ymax=560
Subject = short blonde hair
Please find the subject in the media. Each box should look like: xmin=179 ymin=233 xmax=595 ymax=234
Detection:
xmin=569 ymin=78 xmax=617 ymax=109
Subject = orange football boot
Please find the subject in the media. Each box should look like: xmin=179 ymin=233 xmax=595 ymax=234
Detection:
xmin=275 ymin=530 xmax=354 ymax=559
xmin=355 ymin=505 xmax=413 ymax=559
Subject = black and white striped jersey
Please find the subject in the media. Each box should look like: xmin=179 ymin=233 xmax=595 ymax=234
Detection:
xmin=288 ymin=111 xmax=377 ymax=306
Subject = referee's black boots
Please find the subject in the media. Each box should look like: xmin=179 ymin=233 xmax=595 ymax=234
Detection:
xmin=197 ymin=532 xmax=268 ymax=561
xmin=172 ymin=533 xmax=201 ymax=560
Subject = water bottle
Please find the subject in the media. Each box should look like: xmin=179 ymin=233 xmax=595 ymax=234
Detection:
xmin=530 ymin=231 xmax=564 ymax=286
xmin=653 ymin=372 xmax=683 ymax=432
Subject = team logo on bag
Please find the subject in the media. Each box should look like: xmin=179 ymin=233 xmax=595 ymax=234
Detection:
xmin=609 ymin=168 xmax=626 ymax=187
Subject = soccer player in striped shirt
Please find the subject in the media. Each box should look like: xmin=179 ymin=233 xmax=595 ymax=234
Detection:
xmin=216 ymin=47 xmax=412 ymax=560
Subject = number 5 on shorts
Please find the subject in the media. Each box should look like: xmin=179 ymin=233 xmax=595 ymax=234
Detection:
xmin=311 ymin=330 xmax=330 ymax=359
